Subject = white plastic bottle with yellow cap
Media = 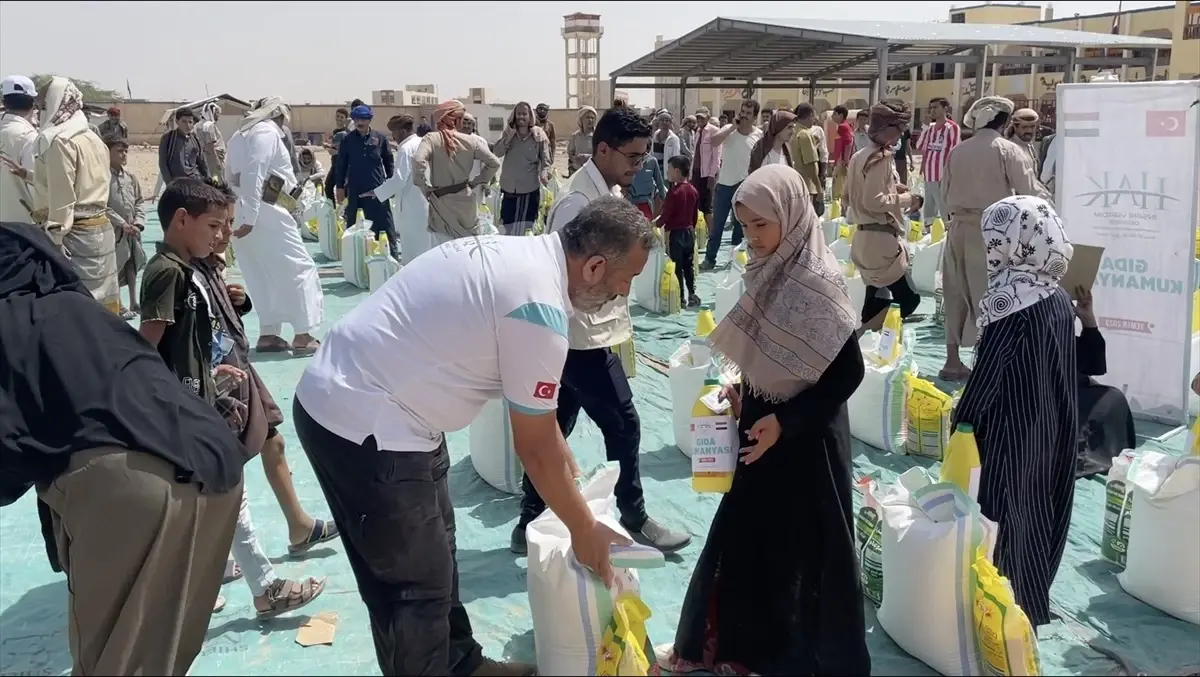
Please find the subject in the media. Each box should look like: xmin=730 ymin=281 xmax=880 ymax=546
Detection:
xmin=691 ymin=370 xmax=738 ymax=493
xmin=871 ymin=303 xmax=904 ymax=366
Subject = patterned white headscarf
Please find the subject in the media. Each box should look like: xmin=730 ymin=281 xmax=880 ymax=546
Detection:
xmin=240 ymin=96 xmax=290 ymax=133
xmin=963 ymin=96 xmax=1015 ymax=131
xmin=977 ymin=195 xmax=1074 ymax=328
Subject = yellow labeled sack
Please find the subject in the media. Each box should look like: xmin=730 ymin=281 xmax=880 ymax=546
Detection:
xmin=907 ymin=220 xmax=924 ymax=242
xmin=973 ymin=549 xmax=1041 ymax=676
xmin=906 ymin=375 xmax=954 ymax=459
xmin=1192 ymin=289 xmax=1199 ymax=334
xmin=830 ymin=199 xmax=841 ymax=220
xmin=596 ymin=592 xmax=653 ymax=676
xmin=612 ymin=337 xmax=637 ymax=379
xmin=1189 ymin=416 xmax=1199 ymax=457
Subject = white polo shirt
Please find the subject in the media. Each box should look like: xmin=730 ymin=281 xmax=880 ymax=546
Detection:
xmin=295 ymin=232 xmax=572 ymax=451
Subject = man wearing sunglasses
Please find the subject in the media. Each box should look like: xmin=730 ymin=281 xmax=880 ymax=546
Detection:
xmin=511 ymin=106 xmax=693 ymax=557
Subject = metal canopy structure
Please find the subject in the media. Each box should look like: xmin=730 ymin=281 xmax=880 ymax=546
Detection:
xmin=610 ymin=17 xmax=1173 ymax=97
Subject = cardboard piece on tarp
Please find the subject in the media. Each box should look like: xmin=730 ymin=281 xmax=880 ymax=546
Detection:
xmin=295 ymin=611 xmax=339 ymax=647
xmin=1061 ymin=244 xmax=1105 ymax=300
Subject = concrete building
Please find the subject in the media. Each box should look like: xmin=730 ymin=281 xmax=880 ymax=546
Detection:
xmin=563 ymin=12 xmax=604 ymax=109
xmin=644 ymin=2 xmax=1194 ymax=125
xmin=371 ymin=89 xmax=439 ymax=107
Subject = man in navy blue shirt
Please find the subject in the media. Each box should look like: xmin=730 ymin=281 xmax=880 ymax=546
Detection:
xmin=334 ymin=105 xmax=398 ymax=258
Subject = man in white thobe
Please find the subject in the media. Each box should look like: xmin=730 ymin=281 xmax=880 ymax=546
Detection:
xmin=374 ymin=115 xmax=429 ymax=266
xmin=226 ymin=97 xmax=324 ymax=355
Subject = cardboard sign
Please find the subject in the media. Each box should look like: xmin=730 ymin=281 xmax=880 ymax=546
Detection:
xmin=1061 ymin=244 xmax=1104 ymax=300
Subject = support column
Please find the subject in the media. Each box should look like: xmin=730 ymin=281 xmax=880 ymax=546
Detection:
xmin=876 ymin=45 xmax=890 ymax=102
xmin=1151 ymin=49 xmax=1159 ymax=81
xmin=1063 ymin=49 xmax=1076 ymax=84
xmin=869 ymin=77 xmax=879 ymax=104
xmin=1028 ymin=47 xmax=1039 ymax=100
xmin=975 ymin=46 xmax=987 ymax=101
xmin=564 ymin=38 xmax=572 ymax=108
xmin=952 ymin=62 xmax=964 ymax=118
xmin=678 ymin=78 xmax=688 ymax=120
xmin=808 ymin=78 xmax=817 ymax=105
xmin=1121 ymin=49 xmax=1131 ymax=82
xmin=909 ymin=67 xmax=918 ymax=111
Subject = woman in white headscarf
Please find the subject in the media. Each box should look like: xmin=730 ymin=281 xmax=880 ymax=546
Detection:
xmin=952 ymin=194 xmax=1076 ymax=629
xmin=195 ymin=101 xmax=226 ymax=179
xmin=225 ymin=96 xmax=324 ymax=355
xmin=32 ymin=76 xmax=120 ymax=313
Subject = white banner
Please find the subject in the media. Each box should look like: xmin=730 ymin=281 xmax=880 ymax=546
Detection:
xmin=1057 ymin=81 xmax=1200 ymax=424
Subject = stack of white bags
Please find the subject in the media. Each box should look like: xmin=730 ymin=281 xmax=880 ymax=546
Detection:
xmin=526 ymin=464 xmax=664 ymax=674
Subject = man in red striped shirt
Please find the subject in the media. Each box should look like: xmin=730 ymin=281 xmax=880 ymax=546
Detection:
xmin=916 ymin=97 xmax=960 ymax=225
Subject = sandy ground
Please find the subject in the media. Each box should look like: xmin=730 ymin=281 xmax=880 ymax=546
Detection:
xmin=126 ymin=142 xmax=574 ymax=194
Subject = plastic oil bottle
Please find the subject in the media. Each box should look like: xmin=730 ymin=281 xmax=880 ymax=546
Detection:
xmin=872 ymin=303 xmax=904 ymax=366
xmin=733 ymin=248 xmax=749 ymax=272
xmin=695 ymin=308 xmax=717 ymax=338
xmin=940 ymin=423 xmax=982 ymax=499
xmin=691 ymin=372 xmax=738 ymax=493
xmin=660 ymin=260 xmax=680 ymax=313
xmin=931 ymin=217 xmax=946 ymax=243
xmin=830 ymin=199 xmax=841 ymax=220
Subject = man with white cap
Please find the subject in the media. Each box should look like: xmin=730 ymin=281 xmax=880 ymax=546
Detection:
xmin=938 ymin=96 xmax=1051 ymax=381
xmin=0 ymin=75 xmax=39 ymax=223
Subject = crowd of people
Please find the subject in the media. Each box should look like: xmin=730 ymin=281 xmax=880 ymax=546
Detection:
xmin=0 ymin=69 xmax=1180 ymax=677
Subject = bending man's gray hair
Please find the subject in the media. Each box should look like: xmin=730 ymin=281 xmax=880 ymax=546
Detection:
xmin=560 ymin=196 xmax=658 ymax=264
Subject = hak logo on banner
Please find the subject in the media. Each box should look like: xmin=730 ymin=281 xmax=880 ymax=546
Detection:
xmin=1076 ymin=172 xmax=1178 ymax=212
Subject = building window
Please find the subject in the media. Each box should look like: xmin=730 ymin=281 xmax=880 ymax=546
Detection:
xmin=489 ymin=117 xmax=504 ymax=132
xmin=950 ymin=12 xmax=965 ymax=23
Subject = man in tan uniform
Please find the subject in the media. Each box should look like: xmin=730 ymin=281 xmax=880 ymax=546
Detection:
xmin=412 ymin=99 xmax=501 ymax=246
xmin=939 ymin=96 xmax=1051 ymax=380
xmin=32 ymin=77 xmax=120 ymax=313
xmin=845 ymin=100 xmax=924 ymax=329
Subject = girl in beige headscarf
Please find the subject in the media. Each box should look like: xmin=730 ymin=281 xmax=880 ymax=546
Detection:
xmin=663 ymin=164 xmax=869 ymax=676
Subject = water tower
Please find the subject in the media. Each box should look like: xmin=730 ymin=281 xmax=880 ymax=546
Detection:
xmin=563 ymin=13 xmax=603 ymax=109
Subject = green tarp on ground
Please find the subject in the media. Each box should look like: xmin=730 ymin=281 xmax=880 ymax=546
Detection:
xmin=0 ymin=216 xmax=1194 ymax=677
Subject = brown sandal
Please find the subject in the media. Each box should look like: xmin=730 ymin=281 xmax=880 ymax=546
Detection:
xmin=255 ymin=576 xmax=326 ymax=620
xmin=291 ymin=340 xmax=321 ymax=357
xmin=255 ymin=337 xmax=292 ymax=353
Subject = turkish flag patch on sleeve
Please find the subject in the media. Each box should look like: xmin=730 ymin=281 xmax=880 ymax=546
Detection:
xmin=533 ymin=381 xmax=558 ymax=400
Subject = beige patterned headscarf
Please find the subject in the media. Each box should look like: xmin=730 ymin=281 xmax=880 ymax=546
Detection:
xmin=709 ymin=165 xmax=858 ymax=401
xmin=963 ymin=96 xmax=1015 ymax=130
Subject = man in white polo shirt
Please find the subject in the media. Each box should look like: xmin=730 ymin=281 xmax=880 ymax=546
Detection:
xmin=293 ymin=196 xmax=655 ymax=677
xmin=699 ymin=99 xmax=763 ymax=270
xmin=510 ymin=106 xmax=692 ymax=557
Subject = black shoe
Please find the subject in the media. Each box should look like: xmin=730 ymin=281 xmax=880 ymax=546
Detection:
xmin=620 ymin=517 xmax=692 ymax=553
xmin=698 ymin=260 xmax=716 ymax=271
xmin=510 ymin=524 xmax=528 ymax=555
xmin=687 ymin=294 xmax=702 ymax=308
